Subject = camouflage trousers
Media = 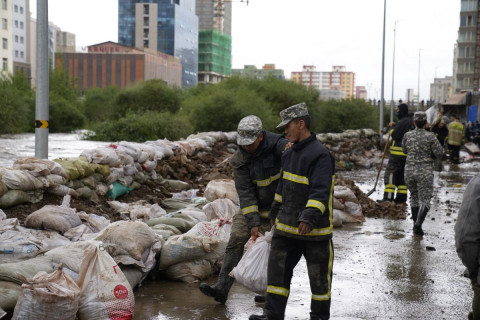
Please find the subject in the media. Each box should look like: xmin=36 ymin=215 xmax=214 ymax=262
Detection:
xmin=264 ymin=235 xmax=334 ymax=320
xmin=404 ymin=164 xmax=434 ymax=208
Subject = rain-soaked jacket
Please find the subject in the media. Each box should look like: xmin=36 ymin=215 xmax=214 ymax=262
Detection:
xmin=270 ymin=133 xmax=335 ymax=241
xmin=389 ymin=115 xmax=414 ymax=157
xmin=230 ymin=131 xmax=288 ymax=229
xmin=455 ymin=173 xmax=480 ymax=283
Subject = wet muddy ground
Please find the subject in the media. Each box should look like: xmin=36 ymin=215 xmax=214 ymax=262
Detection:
xmin=133 ymin=162 xmax=480 ymax=320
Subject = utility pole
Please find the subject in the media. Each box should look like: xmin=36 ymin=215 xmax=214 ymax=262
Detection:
xmin=35 ymin=0 xmax=49 ymax=159
xmin=417 ymin=49 xmax=423 ymax=111
xmin=379 ymin=0 xmax=386 ymax=133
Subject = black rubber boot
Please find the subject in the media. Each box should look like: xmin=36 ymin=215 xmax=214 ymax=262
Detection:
xmin=411 ymin=207 xmax=419 ymax=223
xmin=414 ymin=205 xmax=430 ymax=236
xmin=199 ymin=249 xmax=241 ymax=304
xmin=254 ymin=295 xmax=266 ymax=303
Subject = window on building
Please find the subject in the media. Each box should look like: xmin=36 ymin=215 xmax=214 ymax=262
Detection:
xmin=20 ymin=51 xmax=23 ymax=58
xmin=2 ymin=38 xmax=7 ymax=49
xmin=14 ymin=35 xmax=18 ymax=42
xmin=14 ymin=20 xmax=18 ymax=28
xmin=1 ymin=0 xmax=6 ymax=10
xmin=20 ymin=36 xmax=23 ymax=44
xmin=20 ymin=6 xmax=23 ymax=14
xmin=14 ymin=50 xmax=18 ymax=57
xmin=1 ymin=18 xmax=6 ymax=30
xmin=14 ymin=4 xmax=17 ymax=12
xmin=20 ymin=21 xmax=23 ymax=29
xmin=2 ymin=58 xmax=7 ymax=71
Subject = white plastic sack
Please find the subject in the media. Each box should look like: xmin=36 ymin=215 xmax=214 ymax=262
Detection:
xmin=186 ymin=218 xmax=232 ymax=262
xmin=76 ymin=242 xmax=135 ymax=320
xmin=202 ymin=198 xmax=238 ymax=221
xmin=204 ymin=179 xmax=239 ymax=205
xmin=229 ymin=231 xmax=273 ymax=294
xmin=12 ymin=266 xmax=80 ymax=320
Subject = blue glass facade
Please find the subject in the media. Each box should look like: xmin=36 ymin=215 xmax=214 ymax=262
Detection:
xmin=118 ymin=0 xmax=198 ymax=88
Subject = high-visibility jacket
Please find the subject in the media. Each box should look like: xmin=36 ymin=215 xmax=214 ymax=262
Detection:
xmin=389 ymin=116 xmax=414 ymax=157
xmin=270 ymin=133 xmax=335 ymax=241
xmin=448 ymin=120 xmax=464 ymax=146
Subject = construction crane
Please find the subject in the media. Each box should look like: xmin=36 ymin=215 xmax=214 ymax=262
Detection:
xmin=213 ymin=0 xmax=249 ymax=33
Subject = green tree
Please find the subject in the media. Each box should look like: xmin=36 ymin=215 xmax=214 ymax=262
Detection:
xmin=0 ymin=73 xmax=34 ymax=133
xmin=48 ymin=95 xmax=86 ymax=132
xmin=82 ymin=87 xmax=119 ymax=123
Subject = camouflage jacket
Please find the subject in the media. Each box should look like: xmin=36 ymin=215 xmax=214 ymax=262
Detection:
xmin=401 ymin=128 xmax=444 ymax=168
xmin=230 ymin=131 xmax=288 ymax=229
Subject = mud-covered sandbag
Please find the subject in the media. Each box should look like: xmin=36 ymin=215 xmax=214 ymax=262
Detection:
xmin=162 ymin=259 xmax=214 ymax=283
xmin=185 ymin=218 xmax=231 ymax=262
xmin=47 ymin=184 xmax=79 ymax=197
xmin=121 ymin=266 xmax=144 ymax=289
xmin=0 ymin=180 xmax=7 ymax=197
xmin=344 ymin=201 xmax=365 ymax=221
xmin=159 ymin=234 xmax=219 ymax=270
xmin=14 ymin=157 xmax=67 ymax=178
xmin=333 ymin=209 xmax=364 ymax=224
xmin=0 ymin=255 xmax=54 ymax=285
xmin=0 ymin=209 xmax=6 ymax=220
xmin=1 ymin=169 xmax=44 ymax=191
xmin=12 ymin=266 xmax=80 ymax=320
xmin=16 ymin=227 xmax=72 ymax=252
xmin=77 ymin=242 xmax=135 ymax=320
xmin=203 ymin=198 xmax=238 ymax=221
xmin=160 ymin=198 xmax=204 ymax=211
xmin=0 ymin=189 xmax=43 ymax=208
xmin=78 ymin=212 xmax=110 ymax=233
xmin=46 ymin=241 xmax=97 ymax=273
xmin=162 ymin=179 xmax=191 ymax=191
xmin=24 ymin=195 xmax=82 ymax=234
xmin=64 ymin=224 xmax=94 ymax=242
xmin=81 ymin=147 xmax=121 ymax=167
xmin=204 ymin=179 xmax=239 ymax=205
xmin=0 ymin=230 xmax=43 ymax=263
xmin=146 ymin=215 xmax=196 ymax=233
xmin=150 ymin=223 xmax=182 ymax=236
xmin=94 ymin=220 xmax=156 ymax=261
xmin=0 ymin=280 xmax=22 ymax=312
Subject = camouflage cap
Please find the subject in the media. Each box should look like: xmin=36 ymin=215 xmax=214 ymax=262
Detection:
xmin=440 ymin=116 xmax=449 ymax=124
xmin=276 ymin=102 xmax=309 ymax=128
xmin=414 ymin=111 xmax=427 ymax=121
xmin=237 ymin=115 xmax=263 ymax=145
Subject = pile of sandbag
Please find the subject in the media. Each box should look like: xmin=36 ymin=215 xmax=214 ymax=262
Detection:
xmin=332 ymin=185 xmax=366 ymax=227
xmin=0 ymin=132 xmax=237 ymax=208
xmin=317 ymin=129 xmax=381 ymax=170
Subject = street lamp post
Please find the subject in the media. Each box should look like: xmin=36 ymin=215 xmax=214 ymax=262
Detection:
xmin=417 ymin=49 xmax=423 ymax=111
xmin=390 ymin=20 xmax=400 ymax=123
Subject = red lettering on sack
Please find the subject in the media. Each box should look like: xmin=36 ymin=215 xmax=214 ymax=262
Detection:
xmin=113 ymin=284 xmax=129 ymax=299
xmin=113 ymin=265 xmax=119 ymax=274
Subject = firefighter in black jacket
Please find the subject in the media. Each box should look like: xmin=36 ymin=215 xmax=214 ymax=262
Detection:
xmin=199 ymin=115 xmax=288 ymax=304
xmin=250 ymin=103 xmax=335 ymax=320
xmin=377 ymin=103 xmax=414 ymax=203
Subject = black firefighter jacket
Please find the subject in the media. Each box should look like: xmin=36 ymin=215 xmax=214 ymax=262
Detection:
xmin=270 ymin=133 xmax=335 ymax=241
xmin=229 ymin=131 xmax=288 ymax=229
xmin=389 ymin=115 xmax=414 ymax=157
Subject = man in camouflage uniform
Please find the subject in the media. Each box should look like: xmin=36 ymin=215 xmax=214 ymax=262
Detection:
xmin=250 ymin=103 xmax=335 ymax=320
xmin=377 ymin=103 xmax=414 ymax=203
xmin=402 ymin=111 xmax=444 ymax=236
xmin=199 ymin=115 xmax=288 ymax=304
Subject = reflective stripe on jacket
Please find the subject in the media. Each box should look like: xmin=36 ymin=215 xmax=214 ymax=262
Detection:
xmin=270 ymin=133 xmax=335 ymax=241
xmin=448 ymin=121 xmax=464 ymax=146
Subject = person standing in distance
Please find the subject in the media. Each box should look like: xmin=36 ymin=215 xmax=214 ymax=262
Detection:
xmin=377 ymin=103 xmax=414 ymax=203
xmin=447 ymin=114 xmax=465 ymax=164
xmin=250 ymin=103 xmax=335 ymax=320
xmin=401 ymin=111 xmax=444 ymax=236
xmin=199 ymin=115 xmax=288 ymax=304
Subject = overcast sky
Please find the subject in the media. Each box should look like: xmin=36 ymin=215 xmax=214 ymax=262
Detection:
xmin=30 ymin=0 xmax=460 ymax=102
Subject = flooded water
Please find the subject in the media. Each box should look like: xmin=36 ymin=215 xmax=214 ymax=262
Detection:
xmin=1 ymin=133 xmax=479 ymax=319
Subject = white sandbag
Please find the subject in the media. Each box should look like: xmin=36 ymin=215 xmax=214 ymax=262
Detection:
xmin=146 ymin=215 xmax=197 ymax=233
xmin=64 ymin=224 xmax=94 ymax=242
xmin=0 ymin=209 xmax=6 ymax=220
xmin=47 ymin=184 xmax=79 ymax=197
xmin=202 ymin=198 xmax=238 ymax=221
xmin=171 ymin=189 xmax=198 ymax=201
xmin=12 ymin=266 xmax=80 ymax=320
xmin=174 ymin=207 xmax=207 ymax=223
xmin=13 ymin=157 xmax=67 ymax=178
xmin=334 ymin=186 xmax=358 ymax=203
xmin=78 ymin=212 xmax=110 ymax=233
xmin=343 ymin=201 xmax=365 ymax=221
xmin=158 ymin=234 xmax=219 ymax=270
xmin=333 ymin=197 xmax=345 ymax=210
xmin=0 ymin=255 xmax=54 ymax=285
xmin=162 ymin=259 xmax=214 ymax=283
xmin=16 ymin=227 xmax=72 ymax=252
xmin=77 ymin=242 xmax=135 ymax=320
xmin=96 ymin=183 xmax=109 ymax=196
xmin=0 ymin=217 xmax=16 ymax=231
xmin=46 ymin=241 xmax=95 ymax=274
xmin=204 ymin=179 xmax=239 ymax=205
xmin=230 ymin=231 xmax=272 ymax=294
xmin=24 ymin=195 xmax=82 ymax=234
xmin=94 ymin=220 xmax=156 ymax=261
xmin=0 ymin=230 xmax=43 ymax=263
xmin=81 ymin=147 xmax=121 ymax=166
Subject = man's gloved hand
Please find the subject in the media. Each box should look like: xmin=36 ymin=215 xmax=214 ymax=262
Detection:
xmin=251 ymin=226 xmax=260 ymax=240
